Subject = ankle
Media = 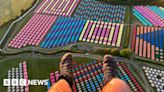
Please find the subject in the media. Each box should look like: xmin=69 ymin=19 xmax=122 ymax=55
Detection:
xmin=58 ymin=75 xmax=73 ymax=87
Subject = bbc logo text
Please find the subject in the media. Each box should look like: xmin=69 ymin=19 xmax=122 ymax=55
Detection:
xmin=3 ymin=79 xmax=48 ymax=86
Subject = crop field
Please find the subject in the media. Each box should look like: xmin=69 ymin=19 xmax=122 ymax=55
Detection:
xmin=0 ymin=0 xmax=35 ymax=26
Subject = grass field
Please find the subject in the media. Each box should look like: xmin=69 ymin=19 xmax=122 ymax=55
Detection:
xmin=0 ymin=0 xmax=35 ymax=26
xmin=0 ymin=54 xmax=95 ymax=92
xmin=0 ymin=22 xmax=11 ymax=40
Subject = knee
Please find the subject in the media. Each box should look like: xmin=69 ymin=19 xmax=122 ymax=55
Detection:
xmin=102 ymin=78 xmax=132 ymax=92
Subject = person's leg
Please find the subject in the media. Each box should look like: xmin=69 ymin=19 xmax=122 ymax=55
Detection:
xmin=48 ymin=53 xmax=74 ymax=92
xmin=48 ymin=79 xmax=72 ymax=92
xmin=102 ymin=78 xmax=132 ymax=92
xmin=102 ymin=55 xmax=132 ymax=92
xmin=102 ymin=55 xmax=118 ymax=85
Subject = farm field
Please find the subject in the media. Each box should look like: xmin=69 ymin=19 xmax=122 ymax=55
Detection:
xmin=0 ymin=0 xmax=35 ymax=26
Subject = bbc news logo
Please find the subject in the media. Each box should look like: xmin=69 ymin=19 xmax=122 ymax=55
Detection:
xmin=3 ymin=79 xmax=48 ymax=86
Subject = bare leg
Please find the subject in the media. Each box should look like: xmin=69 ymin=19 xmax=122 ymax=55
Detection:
xmin=48 ymin=79 xmax=72 ymax=92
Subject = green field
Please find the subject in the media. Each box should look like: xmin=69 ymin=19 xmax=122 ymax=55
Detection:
xmin=0 ymin=54 xmax=95 ymax=92
xmin=0 ymin=22 xmax=11 ymax=40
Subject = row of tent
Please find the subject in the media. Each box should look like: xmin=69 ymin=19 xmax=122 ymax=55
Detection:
xmin=132 ymin=25 xmax=164 ymax=62
xmin=133 ymin=6 xmax=164 ymax=27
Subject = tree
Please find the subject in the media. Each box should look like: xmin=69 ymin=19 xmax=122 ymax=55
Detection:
xmin=104 ymin=48 xmax=111 ymax=54
xmin=111 ymin=48 xmax=120 ymax=56
xmin=120 ymin=48 xmax=133 ymax=59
